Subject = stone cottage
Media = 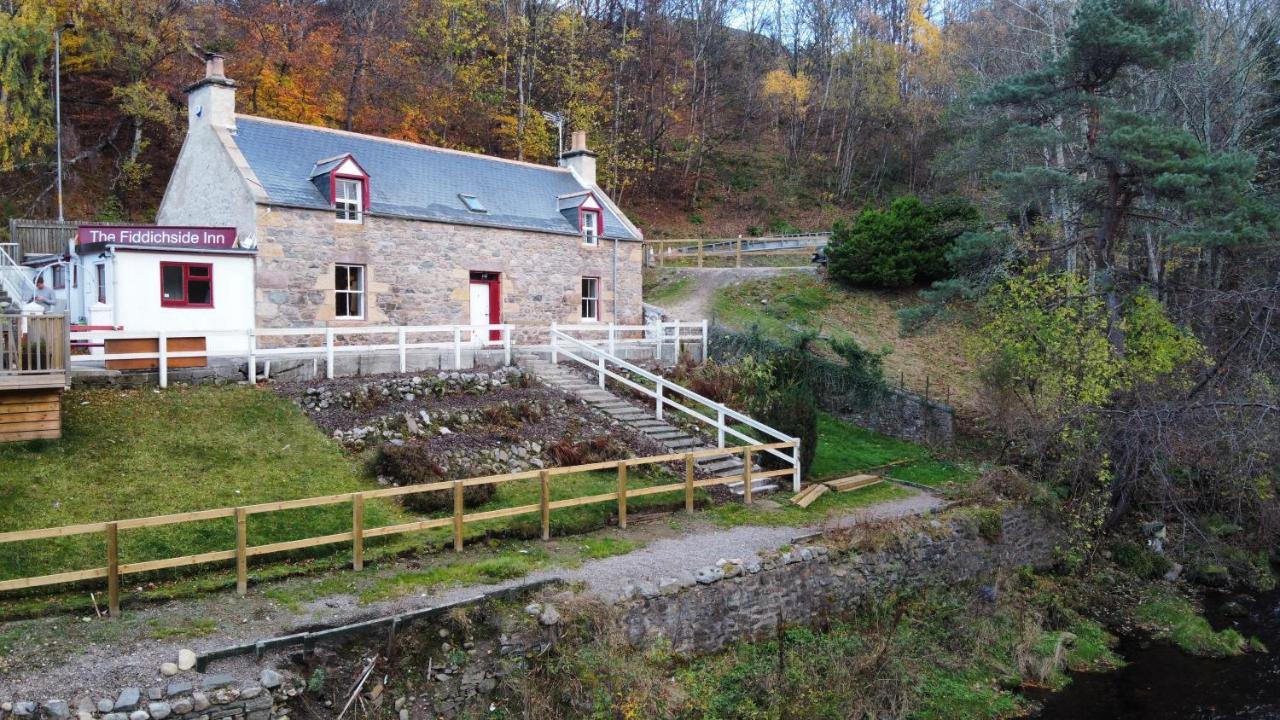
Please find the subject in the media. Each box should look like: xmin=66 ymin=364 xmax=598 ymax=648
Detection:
xmin=157 ymin=55 xmax=644 ymax=340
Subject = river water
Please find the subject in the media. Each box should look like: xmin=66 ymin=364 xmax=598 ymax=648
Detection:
xmin=1029 ymin=588 xmax=1280 ymax=719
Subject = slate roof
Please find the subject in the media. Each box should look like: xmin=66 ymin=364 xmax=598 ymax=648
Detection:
xmin=230 ymin=116 xmax=642 ymax=241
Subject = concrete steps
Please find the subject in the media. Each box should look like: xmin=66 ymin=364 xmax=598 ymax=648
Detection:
xmin=517 ymin=353 xmax=777 ymax=495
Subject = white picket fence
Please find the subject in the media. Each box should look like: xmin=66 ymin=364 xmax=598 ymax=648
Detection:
xmin=67 ymin=321 xmax=709 ymax=389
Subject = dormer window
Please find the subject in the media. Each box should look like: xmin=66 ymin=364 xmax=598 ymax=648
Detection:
xmin=335 ymin=178 xmax=363 ymax=223
xmin=581 ymin=209 xmax=601 ymax=246
xmin=311 ymin=153 xmax=370 ymax=224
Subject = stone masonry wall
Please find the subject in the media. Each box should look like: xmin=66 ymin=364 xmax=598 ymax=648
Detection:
xmin=253 ymin=207 xmax=644 ymax=339
xmin=617 ymin=507 xmax=1056 ymax=655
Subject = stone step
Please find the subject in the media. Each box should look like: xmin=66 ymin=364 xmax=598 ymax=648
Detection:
xmin=520 ymin=356 xmax=780 ymax=496
xmin=649 ymin=431 xmax=688 ymax=441
xmin=727 ymin=480 xmax=781 ymax=495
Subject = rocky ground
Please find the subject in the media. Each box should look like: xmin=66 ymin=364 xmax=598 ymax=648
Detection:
xmin=271 ymin=368 xmax=668 ymax=479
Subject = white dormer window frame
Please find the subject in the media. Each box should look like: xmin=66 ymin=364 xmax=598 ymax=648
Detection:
xmin=581 ymin=208 xmax=601 ymax=246
xmin=335 ymin=177 xmax=363 ymax=224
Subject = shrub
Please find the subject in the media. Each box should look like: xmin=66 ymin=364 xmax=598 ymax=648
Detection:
xmin=827 ymin=195 xmax=979 ymax=289
xmin=549 ymin=433 xmax=628 ymax=466
xmin=1109 ymin=539 xmax=1171 ymax=580
xmin=372 ymin=442 xmax=496 ymax=513
xmin=972 ymin=508 xmax=1003 ymax=542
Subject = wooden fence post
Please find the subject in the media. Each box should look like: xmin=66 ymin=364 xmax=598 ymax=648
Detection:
xmin=453 ymin=326 xmax=463 ymax=369
xmin=398 ymin=327 xmax=407 ymax=373
xmin=453 ymin=481 xmax=464 ymax=552
xmin=617 ymin=462 xmax=628 ymax=530
xmin=235 ymin=507 xmax=248 ymax=596
xmin=736 ymin=237 xmax=742 ymax=268
xmin=697 ymin=239 xmax=704 ymax=268
xmin=539 ymin=470 xmax=551 ymax=541
xmin=655 ymin=383 xmax=664 ymax=420
xmin=106 ymin=522 xmax=120 ymax=618
xmin=743 ymin=448 xmax=754 ymax=506
xmin=352 ymin=493 xmax=365 ymax=571
xmin=684 ymin=454 xmax=695 ymax=514
xmin=503 ymin=327 xmax=512 ymax=367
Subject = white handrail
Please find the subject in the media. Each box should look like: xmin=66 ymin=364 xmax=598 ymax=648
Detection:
xmin=550 ymin=328 xmax=800 ymax=490
xmin=0 ymin=243 xmax=36 ymax=307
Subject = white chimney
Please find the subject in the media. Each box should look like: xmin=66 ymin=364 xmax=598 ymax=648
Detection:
xmin=185 ymin=53 xmax=237 ymax=131
xmin=559 ymin=130 xmax=597 ymax=186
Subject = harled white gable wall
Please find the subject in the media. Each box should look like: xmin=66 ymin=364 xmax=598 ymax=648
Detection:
xmin=156 ymin=125 xmax=260 ymax=244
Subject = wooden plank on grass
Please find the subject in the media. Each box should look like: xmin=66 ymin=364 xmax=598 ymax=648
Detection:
xmin=824 ymin=474 xmax=883 ymax=493
xmin=791 ymin=484 xmax=829 ymax=508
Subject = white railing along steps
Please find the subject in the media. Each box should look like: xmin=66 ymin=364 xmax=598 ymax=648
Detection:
xmin=519 ymin=353 xmax=775 ymax=494
xmin=546 ymin=327 xmax=801 ymax=492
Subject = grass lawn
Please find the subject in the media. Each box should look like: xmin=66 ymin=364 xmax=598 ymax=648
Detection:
xmin=0 ymin=383 xmax=952 ymax=615
xmin=0 ymin=385 xmax=408 ymax=584
xmin=811 ymin=413 xmax=972 ymax=489
xmin=711 ymin=272 xmax=978 ymax=408
xmin=708 ymin=413 xmax=969 ymax=527
xmin=0 ymin=386 xmax=712 ymax=615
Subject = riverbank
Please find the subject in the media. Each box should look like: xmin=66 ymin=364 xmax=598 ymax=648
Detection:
xmin=1030 ymin=585 xmax=1280 ymax=719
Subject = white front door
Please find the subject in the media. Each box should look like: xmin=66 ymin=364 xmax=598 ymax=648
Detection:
xmin=469 ymin=282 xmax=490 ymax=344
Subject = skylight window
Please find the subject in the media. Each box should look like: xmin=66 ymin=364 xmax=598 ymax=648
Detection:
xmin=459 ymin=194 xmax=487 ymax=213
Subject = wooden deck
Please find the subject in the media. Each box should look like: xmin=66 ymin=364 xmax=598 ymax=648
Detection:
xmin=1 ymin=314 xmax=68 ymax=442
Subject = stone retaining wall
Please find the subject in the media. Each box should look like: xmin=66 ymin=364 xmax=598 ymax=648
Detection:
xmin=617 ymin=507 xmax=1054 ymax=655
xmin=0 ymin=671 xmax=295 ymax=720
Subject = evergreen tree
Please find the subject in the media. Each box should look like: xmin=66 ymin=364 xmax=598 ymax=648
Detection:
xmin=982 ymin=0 xmax=1276 ymax=350
xmin=827 ymin=195 xmax=979 ymax=289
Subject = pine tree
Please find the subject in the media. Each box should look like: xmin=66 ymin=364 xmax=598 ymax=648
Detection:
xmin=982 ymin=0 xmax=1276 ymax=351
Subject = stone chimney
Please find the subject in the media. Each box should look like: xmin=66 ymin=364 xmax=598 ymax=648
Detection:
xmin=559 ymin=130 xmax=597 ymax=186
xmin=184 ymin=53 xmax=237 ymax=131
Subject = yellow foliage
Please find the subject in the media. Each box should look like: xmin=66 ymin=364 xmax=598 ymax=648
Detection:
xmin=761 ymin=69 xmax=812 ymax=110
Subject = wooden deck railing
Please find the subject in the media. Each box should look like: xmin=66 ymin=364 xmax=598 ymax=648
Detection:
xmin=0 ymin=440 xmax=796 ymax=617
xmin=1 ymin=314 xmax=68 ymax=389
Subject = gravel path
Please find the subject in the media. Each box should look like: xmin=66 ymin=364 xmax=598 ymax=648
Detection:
xmin=0 ymin=489 xmax=942 ymax=702
xmin=658 ymin=266 xmax=815 ymax=321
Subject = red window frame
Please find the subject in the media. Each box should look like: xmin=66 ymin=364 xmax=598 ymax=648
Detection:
xmin=579 ymin=207 xmax=604 ymax=241
xmin=160 ymin=262 xmax=214 ymax=308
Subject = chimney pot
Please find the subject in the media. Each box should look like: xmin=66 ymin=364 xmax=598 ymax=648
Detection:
xmin=571 ymin=131 xmax=588 ymax=152
xmin=206 ymin=53 xmax=226 ymax=79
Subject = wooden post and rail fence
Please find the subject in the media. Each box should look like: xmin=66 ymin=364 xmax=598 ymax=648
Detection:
xmin=644 ymin=232 xmax=830 ymax=269
xmin=0 ymin=440 xmax=797 ymax=617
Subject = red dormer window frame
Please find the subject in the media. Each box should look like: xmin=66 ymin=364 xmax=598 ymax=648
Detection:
xmin=578 ymin=196 xmax=604 ymax=242
xmin=326 ymin=154 xmax=371 ymax=211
